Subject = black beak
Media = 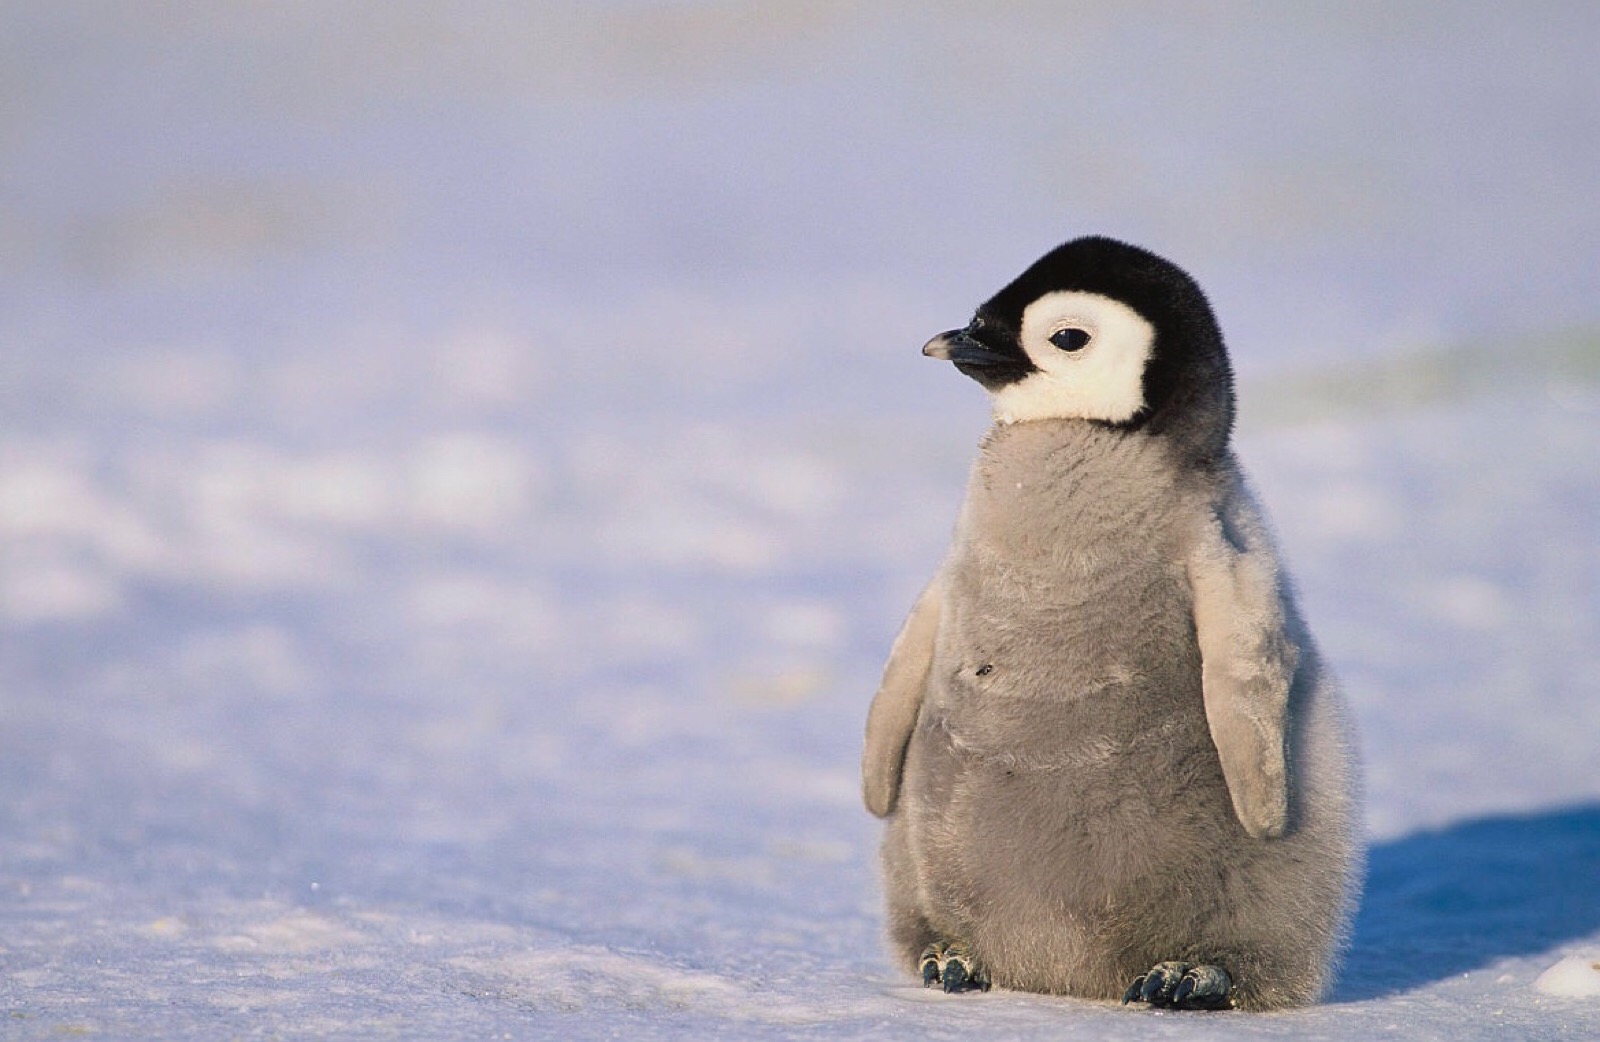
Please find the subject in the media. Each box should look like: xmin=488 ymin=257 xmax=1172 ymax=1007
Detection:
xmin=923 ymin=329 xmax=1001 ymax=365
xmin=922 ymin=328 xmax=1034 ymax=388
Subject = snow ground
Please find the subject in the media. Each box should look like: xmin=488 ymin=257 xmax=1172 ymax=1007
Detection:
xmin=3 ymin=5 xmax=1599 ymax=1040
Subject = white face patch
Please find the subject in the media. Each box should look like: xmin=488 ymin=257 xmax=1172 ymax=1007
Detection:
xmin=989 ymin=291 xmax=1155 ymax=424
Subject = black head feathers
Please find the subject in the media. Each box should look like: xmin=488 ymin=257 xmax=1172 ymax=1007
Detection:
xmin=935 ymin=236 xmax=1236 ymax=462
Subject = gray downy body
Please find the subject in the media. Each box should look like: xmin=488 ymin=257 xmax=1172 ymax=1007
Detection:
xmin=878 ymin=419 xmax=1360 ymax=1009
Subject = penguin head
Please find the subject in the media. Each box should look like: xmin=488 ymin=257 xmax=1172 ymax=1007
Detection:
xmin=923 ymin=236 xmax=1235 ymax=455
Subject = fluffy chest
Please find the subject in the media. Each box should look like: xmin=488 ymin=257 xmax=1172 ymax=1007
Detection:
xmin=952 ymin=420 xmax=1195 ymax=598
xmin=929 ymin=422 xmax=1208 ymax=749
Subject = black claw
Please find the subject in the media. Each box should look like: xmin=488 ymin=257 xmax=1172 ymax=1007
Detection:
xmin=919 ymin=944 xmax=942 ymax=988
xmin=1125 ymin=961 xmax=1233 ymax=1011
xmin=918 ymin=942 xmax=988 ymax=994
xmin=1180 ymin=965 xmax=1233 ymax=1010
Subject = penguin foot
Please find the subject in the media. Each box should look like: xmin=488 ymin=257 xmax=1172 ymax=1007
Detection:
xmin=1121 ymin=961 xmax=1231 ymax=1010
xmin=918 ymin=941 xmax=990 ymax=993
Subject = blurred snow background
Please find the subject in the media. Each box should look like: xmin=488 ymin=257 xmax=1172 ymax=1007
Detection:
xmin=2 ymin=2 xmax=1598 ymax=1038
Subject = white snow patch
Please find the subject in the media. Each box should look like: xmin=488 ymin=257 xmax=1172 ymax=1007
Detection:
xmin=449 ymin=947 xmax=849 ymax=1024
xmin=407 ymin=434 xmax=538 ymax=533
xmin=269 ymin=452 xmax=395 ymax=528
xmin=215 ymin=909 xmax=372 ymax=955
xmin=1429 ymin=574 xmax=1509 ymax=630
xmin=1534 ymin=954 xmax=1600 ymax=998
xmin=1302 ymin=477 xmax=1398 ymax=539
xmin=0 ymin=553 xmax=122 ymax=622
xmin=725 ymin=664 xmax=833 ymax=707
xmin=760 ymin=599 xmax=845 ymax=650
xmin=432 ymin=326 xmax=546 ymax=407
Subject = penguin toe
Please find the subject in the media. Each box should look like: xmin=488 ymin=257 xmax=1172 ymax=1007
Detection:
xmin=940 ymin=951 xmax=978 ymax=993
xmin=1123 ymin=961 xmax=1231 ymax=1010
xmin=918 ymin=941 xmax=990 ymax=993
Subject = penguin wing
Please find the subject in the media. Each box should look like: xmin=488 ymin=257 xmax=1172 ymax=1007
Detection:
xmin=862 ymin=575 xmax=942 ymax=817
xmin=1187 ymin=467 xmax=1300 ymax=840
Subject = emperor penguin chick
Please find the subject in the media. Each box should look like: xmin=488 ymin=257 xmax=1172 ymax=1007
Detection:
xmin=863 ymin=236 xmax=1361 ymax=1011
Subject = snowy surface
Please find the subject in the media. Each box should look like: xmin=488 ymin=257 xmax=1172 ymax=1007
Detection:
xmin=1536 ymin=956 xmax=1600 ymax=999
xmin=3 ymin=4 xmax=1599 ymax=1039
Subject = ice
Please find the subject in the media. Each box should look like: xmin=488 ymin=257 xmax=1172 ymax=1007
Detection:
xmin=3 ymin=4 xmax=1599 ymax=1040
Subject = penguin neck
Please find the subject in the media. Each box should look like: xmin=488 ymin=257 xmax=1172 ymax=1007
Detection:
xmin=957 ymin=419 xmax=1203 ymax=559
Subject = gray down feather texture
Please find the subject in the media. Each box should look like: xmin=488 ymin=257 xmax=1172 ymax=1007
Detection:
xmin=865 ymin=414 xmax=1362 ymax=1009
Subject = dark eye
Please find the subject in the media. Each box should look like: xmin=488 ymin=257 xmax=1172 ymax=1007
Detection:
xmin=1050 ymin=327 xmax=1091 ymax=352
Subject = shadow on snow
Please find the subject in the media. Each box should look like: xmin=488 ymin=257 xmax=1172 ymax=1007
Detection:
xmin=1335 ymin=802 xmax=1600 ymax=1001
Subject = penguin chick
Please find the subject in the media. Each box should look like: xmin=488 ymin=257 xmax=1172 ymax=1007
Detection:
xmin=863 ymin=236 xmax=1362 ymax=1011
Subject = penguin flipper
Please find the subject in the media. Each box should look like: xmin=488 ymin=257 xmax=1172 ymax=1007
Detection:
xmin=1188 ymin=468 xmax=1298 ymax=839
xmin=862 ymin=576 xmax=942 ymax=817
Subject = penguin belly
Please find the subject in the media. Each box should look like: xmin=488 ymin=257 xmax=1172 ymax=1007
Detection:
xmin=904 ymin=548 xmax=1248 ymax=996
xmin=892 ymin=542 xmax=1352 ymax=1008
